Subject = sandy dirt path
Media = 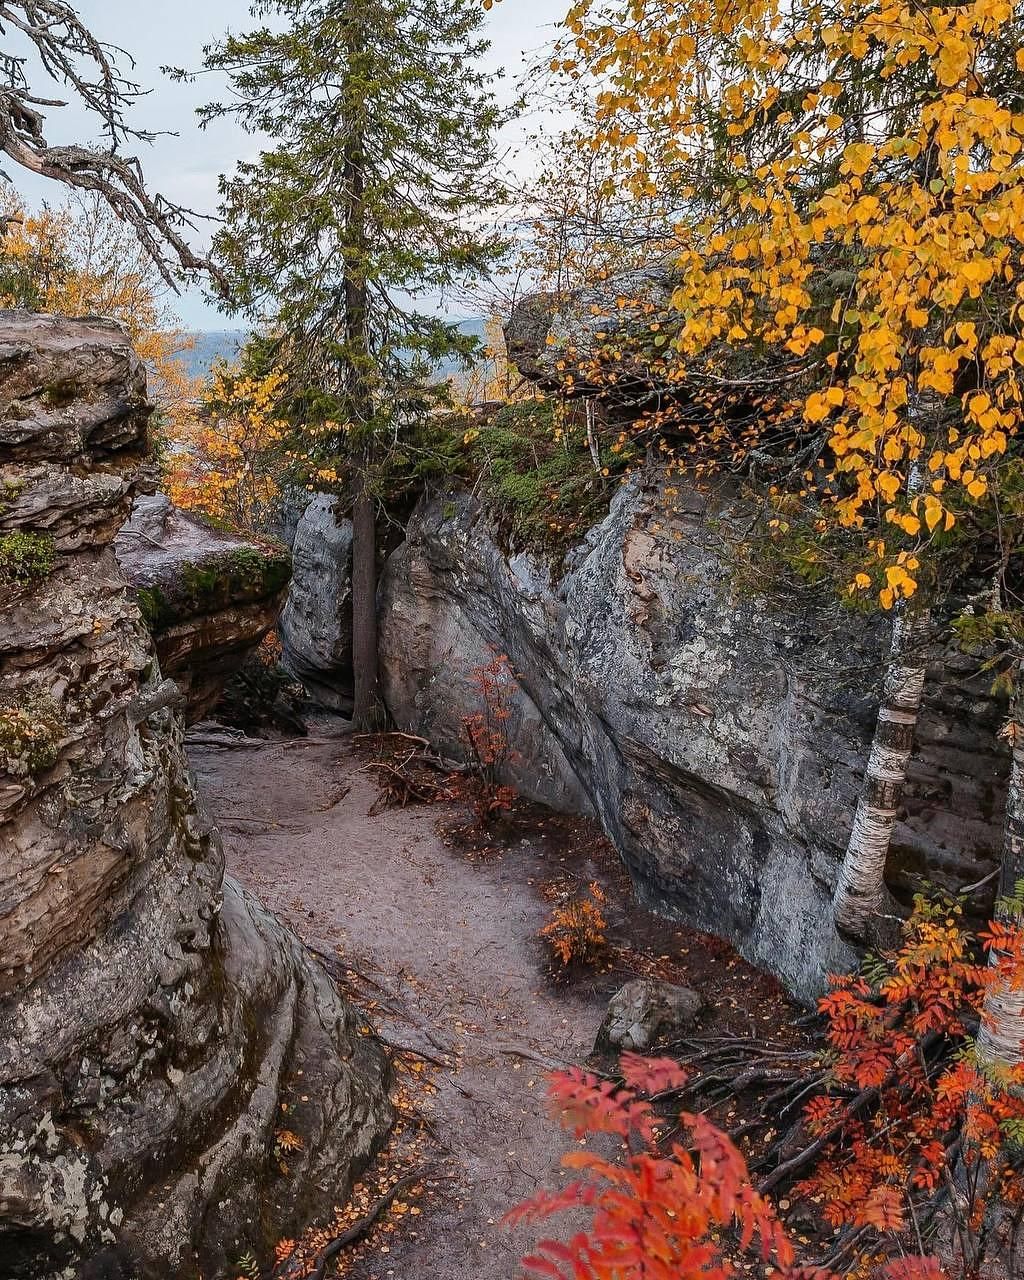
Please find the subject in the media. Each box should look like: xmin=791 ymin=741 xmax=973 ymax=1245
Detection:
xmin=190 ymin=726 xmax=611 ymax=1280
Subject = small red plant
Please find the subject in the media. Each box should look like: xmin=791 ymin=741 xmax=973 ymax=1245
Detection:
xmin=508 ymin=1053 xmax=943 ymax=1280
xmin=462 ymin=651 xmax=520 ymax=827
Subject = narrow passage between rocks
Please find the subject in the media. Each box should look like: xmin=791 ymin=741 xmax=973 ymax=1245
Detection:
xmin=190 ymin=723 xmax=796 ymax=1280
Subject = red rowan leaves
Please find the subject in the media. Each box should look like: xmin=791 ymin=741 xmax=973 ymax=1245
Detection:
xmin=511 ymin=1057 xmax=939 ymax=1280
xmin=618 ymin=1051 xmax=688 ymax=1095
xmin=797 ymin=898 xmax=1024 ymax=1254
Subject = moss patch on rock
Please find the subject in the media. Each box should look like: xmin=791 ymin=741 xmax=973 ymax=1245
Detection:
xmin=0 ymin=531 xmax=56 ymax=589
xmin=135 ymin=545 xmax=292 ymax=634
xmin=466 ymin=400 xmax=634 ymax=556
xmin=0 ymin=476 xmax=26 ymax=516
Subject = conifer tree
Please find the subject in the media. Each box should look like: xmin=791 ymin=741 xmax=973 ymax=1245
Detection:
xmin=199 ymin=0 xmax=510 ymax=728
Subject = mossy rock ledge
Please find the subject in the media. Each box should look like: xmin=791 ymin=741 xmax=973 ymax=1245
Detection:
xmin=0 ymin=312 xmax=392 ymax=1280
xmin=115 ymin=494 xmax=292 ymax=722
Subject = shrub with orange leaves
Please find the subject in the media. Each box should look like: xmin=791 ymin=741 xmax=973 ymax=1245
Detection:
xmin=509 ymin=1052 xmax=943 ymax=1280
xmin=792 ymin=894 xmax=1024 ymax=1272
xmin=540 ymin=882 xmax=608 ymax=970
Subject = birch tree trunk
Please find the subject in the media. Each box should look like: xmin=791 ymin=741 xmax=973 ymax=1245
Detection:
xmin=977 ymin=680 xmax=1024 ymax=1071
xmin=832 ymin=603 xmax=932 ymax=939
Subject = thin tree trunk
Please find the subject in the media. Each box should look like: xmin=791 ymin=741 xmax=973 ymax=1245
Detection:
xmin=350 ymin=447 xmax=379 ymax=730
xmin=585 ymin=398 xmax=601 ymax=473
xmin=832 ymin=603 xmax=932 ymax=940
xmin=341 ymin=7 xmax=380 ymax=731
xmin=977 ymin=678 xmax=1024 ymax=1071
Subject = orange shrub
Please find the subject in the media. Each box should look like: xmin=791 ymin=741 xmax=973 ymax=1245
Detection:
xmin=540 ymin=882 xmax=608 ymax=969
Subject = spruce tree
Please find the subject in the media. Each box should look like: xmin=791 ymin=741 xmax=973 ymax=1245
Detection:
xmin=199 ymin=0 xmax=510 ymax=728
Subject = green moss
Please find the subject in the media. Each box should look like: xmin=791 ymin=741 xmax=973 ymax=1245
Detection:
xmin=0 ymin=694 xmax=65 ymax=777
xmin=0 ymin=477 xmax=25 ymax=516
xmin=135 ymin=545 xmax=292 ymax=633
xmin=466 ymin=399 xmax=634 ymax=557
xmin=42 ymin=378 xmax=83 ymax=407
xmin=136 ymin=586 xmax=168 ymax=631
xmin=0 ymin=531 xmax=56 ymax=589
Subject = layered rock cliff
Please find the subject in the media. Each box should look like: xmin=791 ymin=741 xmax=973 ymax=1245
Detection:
xmin=380 ymin=480 xmax=1006 ymax=999
xmin=116 ymin=494 xmax=291 ymax=722
xmin=0 ymin=313 xmax=391 ymax=1279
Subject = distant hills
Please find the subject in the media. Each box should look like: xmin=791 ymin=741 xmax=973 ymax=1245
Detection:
xmin=172 ymin=317 xmax=491 ymax=383
xmin=174 ymin=330 xmax=245 ymax=381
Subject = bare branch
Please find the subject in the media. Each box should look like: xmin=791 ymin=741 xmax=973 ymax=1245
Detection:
xmin=0 ymin=2 xmax=227 ymax=294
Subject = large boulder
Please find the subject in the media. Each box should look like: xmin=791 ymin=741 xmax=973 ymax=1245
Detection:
xmin=503 ymin=267 xmax=675 ymax=394
xmin=0 ymin=313 xmax=391 ymax=1280
xmin=379 ymin=484 xmax=1006 ymax=1001
xmin=115 ymin=494 xmax=291 ymax=722
xmin=277 ymin=493 xmax=354 ymax=712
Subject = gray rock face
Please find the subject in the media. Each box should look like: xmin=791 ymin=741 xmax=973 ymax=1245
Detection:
xmin=596 ymin=979 xmax=704 ymax=1052
xmin=380 ymin=527 xmax=594 ymax=815
xmin=504 ymin=267 xmax=675 ymax=393
xmin=279 ymin=493 xmax=355 ymax=711
xmin=115 ymin=495 xmax=292 ymax=722
xmin=0 ymin=313 xmax=391 ymax=1279
xmin=380 ymin=483 xmax=1007 ymax=1000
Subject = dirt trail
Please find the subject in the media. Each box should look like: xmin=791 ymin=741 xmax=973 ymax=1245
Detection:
xmin=191 ymin=725 xmax=609 ymax=1280
xmin=191 ymin=723 xmax=798 ymax=1279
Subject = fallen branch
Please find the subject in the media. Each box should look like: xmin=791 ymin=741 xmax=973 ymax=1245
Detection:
xmin=306 ymin=1168 xmax=429 ymax=1280
xmin=493 ymin=1041 xmax=569 ymax=1071
xmin=354 ymin=731 xmax=431 ymax=748
xmin=187 ymin=731 xmax=269 ymax=750
xmin=757 ymin=1032 xmax=940 ymax=1194
xmin=378 ymin=1034 xmax=452 ymax=1070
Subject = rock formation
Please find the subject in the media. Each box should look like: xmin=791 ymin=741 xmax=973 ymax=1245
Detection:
xmin=115 ymin=494 xmax=291 ymax=722
xmin=278 ymin=493 xmax=355 ymax=712
xmin=380 ymin=482 xmax=1006 ymax=1000
xmin=0 ymin=312 xmax=391 ymax=1280
xmin=596 ymin=979 xmax=704 ymax=1053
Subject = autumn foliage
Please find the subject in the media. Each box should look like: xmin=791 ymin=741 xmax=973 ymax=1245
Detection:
xmin=509 ymin=1053 xmax=942 ymax=1280
xmin=540 ymin=881 xmax=609 ymax=970
xmin=554 ymin=0 xmax=1024 ymax=608
xmin=164 ymin=365 xmax=290 ymax=532
xmin=462 ymin=652 xmax=519 ymax=825
xmin=794 ymin=896 xmax=1024 ymax=1261
xmin=0 ymin=191 xmax=199 ymax=433
xmin=514 ymin=897 xmax=1024 ymax=1279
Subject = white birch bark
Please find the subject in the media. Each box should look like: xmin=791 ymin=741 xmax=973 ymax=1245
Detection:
xmin=585 ymin=398 xmax=602 ymax=473
xmin=977 ymin=683 xmax=1024 ymax=1072
xmin=832 ymin=603 xmax=932 ymax=940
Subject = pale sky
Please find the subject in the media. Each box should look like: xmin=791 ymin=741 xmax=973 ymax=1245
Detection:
xmin=12 ymin=0 xmax=566 ymax=328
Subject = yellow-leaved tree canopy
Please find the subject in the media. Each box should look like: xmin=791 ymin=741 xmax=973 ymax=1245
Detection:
xmin=553 ymin=0 xmax=1024 ymax=959
xmin=558 ymin=0 xmax=1024 ymax=571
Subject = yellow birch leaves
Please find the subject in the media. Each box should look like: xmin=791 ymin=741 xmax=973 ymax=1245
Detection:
xmin=559 ymin=0 xmax=1024 ymax=606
